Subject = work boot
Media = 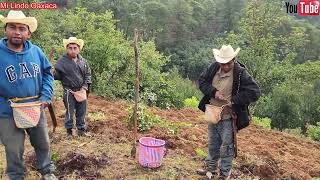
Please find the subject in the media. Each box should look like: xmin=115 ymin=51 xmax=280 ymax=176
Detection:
xmin=42 ymin=173 xmax=58 ymax=180
xmin=218 ymin=170 xmax=231 ymax=180
xmin=67 ymin=129 xmax=73 ymax=140
xmin=78 ymin=129 xmax=91 ymax=137
xmin=218 ymin=175 xmax=231 ymax=180
xmin=196 ymin=166 xmax=218 ymax=177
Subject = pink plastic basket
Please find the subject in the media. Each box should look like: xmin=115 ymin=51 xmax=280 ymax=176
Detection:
xmin=138 ymin=137 xmax=166 ymax=168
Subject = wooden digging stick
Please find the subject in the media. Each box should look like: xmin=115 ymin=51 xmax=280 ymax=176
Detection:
xmin=48 ymin=48 xmax=58 ymax=132
xmin=232 ymin=114 xmax=238 ymax=158
xmin=131 ymin=29 xmax=140 ymax=158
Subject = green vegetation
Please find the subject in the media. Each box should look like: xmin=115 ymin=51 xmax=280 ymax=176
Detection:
xmin=195 ymin=148 xmax=207 ymax=159
xmin=22 ymin=0 xmax=320 ymax=140
xmin=252 ymin=117 xmax=271 ymax=129
xmin=307 ymin=122 xmax=320 ymax=141
xmin=184 ymin=96 xmax=200 ymax=109
xmin=51 ymin=151 xmax=61 ymax=162
xmin=256 ymin=79 xmax=320 ymax=134
xmin=127 ymin=104 xmax=161 ymax=132
xmin=88 ymin=111 xmax=106 ymax=122
xmin=282 ymin=128 xmax=304 ymax=138
xmin=127 ymin=104 xmax=192 ymax=133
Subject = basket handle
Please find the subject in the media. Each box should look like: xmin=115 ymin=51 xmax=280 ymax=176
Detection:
xmin=9 ymin=95 xmax=40 ymax=103
xmin=10 ymin=101 xmax=42 ymax=108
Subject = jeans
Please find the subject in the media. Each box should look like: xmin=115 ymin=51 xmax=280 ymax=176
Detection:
xmin=0 ymin=111 xmax=55 ymax=180
xmin=63 ymin=89 xmax=87 ymax=130
xmin=205 ymin=119 xmax=234 ymax=177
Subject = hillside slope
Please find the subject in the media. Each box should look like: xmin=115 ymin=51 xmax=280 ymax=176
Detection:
xmin=0 ymin=94 xmax=319 ymax=179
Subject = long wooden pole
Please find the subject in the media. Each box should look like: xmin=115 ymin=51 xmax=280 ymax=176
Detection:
xmin=131 ymin=29 xmax=140 ymax=158
xmin=232 ymin=116 xmax=238 ymax=158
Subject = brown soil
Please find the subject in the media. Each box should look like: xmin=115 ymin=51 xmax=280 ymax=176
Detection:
xmin=57 ymin=152 xmax=108 ymax=180
xmin=43 ymin=94 xmax=320 ymax=179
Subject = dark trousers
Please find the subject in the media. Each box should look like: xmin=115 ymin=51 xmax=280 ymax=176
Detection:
xmin=63 ymin=89 xmax=87 ymax=130
xmin=0 ymin=111 xmax=55 ymax=179
xmin=205 ymin=119 xmax=234 ymax=177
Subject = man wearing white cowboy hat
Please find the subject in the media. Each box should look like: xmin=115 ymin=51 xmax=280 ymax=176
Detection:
xmin=197 ymin=45 xmax=261 ymax=179
xmin=0 ymin=10 xmax=57 ymax=180
xmin=54 ymin=37 xmax=91 ymax=139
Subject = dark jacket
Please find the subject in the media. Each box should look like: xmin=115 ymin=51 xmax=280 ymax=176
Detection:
xmin=54 ymin=54 xmax=91 ymax=91
xmin=198 ymin=61 xmax=261 ymax=130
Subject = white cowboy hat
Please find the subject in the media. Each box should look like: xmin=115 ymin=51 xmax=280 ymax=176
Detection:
xmin=213 ymin=45 xmax=240 ymax=64
xmin=0 ymin=10 xmax=37 ymax=33
xmin=63 ymin=37 xmax=84 ymax=50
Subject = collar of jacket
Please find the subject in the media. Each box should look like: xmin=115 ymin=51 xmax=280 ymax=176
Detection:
xmin=210 ymin=61 xmax=246 ymax=96
xmin=62 ymin=53 xmax=84 ymax=61
xmin=232 ymin=61 xmax=246 ymax=95
xmin=211 ymin=61 xmax=246 ymax=79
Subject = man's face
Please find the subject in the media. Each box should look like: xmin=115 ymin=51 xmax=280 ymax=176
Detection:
xmin=4 ymin=23 xmax=31 ymax=47
xmin=66 ymin=43 xmax=80 ymax=58
xmin=219 ymin=59 xmax=235 ymax=73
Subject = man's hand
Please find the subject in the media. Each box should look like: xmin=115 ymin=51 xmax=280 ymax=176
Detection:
xmin=231 ymin=112 xmax=237 ymax=120
xmin=51 ymin=67 xmax=55 ymax=75
xmin=215 ymin=91 xmax=226 ymax=101
xmin=41 ymin=101 xmax=49 ymax=109
xmin=81 ymin=86 xmax=88 ymax=91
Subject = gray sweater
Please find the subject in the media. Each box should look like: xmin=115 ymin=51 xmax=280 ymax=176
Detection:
xmin=54 ymin=54 xmax=91 ymax=90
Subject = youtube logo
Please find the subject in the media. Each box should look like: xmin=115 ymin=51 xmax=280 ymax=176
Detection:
xmin=285 ymin=0 xmax=319 ymax=16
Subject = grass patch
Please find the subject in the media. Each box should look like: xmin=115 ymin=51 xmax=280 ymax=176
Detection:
xmin=88 ymin=111 xmax=106 ymax=121
xmin=51 ymin=151 xmax=61 ymax=162
xmin=195 ymin=148 xmax=207 ymax=159
xmin=282 ymin=128 xmax=305 ymax=138
xmin=158 ymin=120 xmax=192 ymax=135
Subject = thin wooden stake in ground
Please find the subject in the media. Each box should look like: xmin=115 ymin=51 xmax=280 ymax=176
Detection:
xmin=131 ymin=29 xmax=140 ymax=158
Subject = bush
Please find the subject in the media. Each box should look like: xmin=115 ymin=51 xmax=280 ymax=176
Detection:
xmin=255 ymin=80 xmax=320 ymax=131
xmin=253 ymin=117 xmax=271 ymax=129
xmin=154 ymin=68 xmax=201 ymax=109
xmin=282 ymin=128 xmax=304 ymax=138
xmin=139 ymin=68 xmax=201 ymax=109
xmin=167 ymin=68 xmax=202 ymax=100
xmin=127 ymin=104 xmax=161 ymax=132
xmin=184 ymin=96 xmax=199 ymax=108
xmin=307 ymin=122 xmax=320 ymax=141
xmin=127 ymin=103 xmax=193 ymax=133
